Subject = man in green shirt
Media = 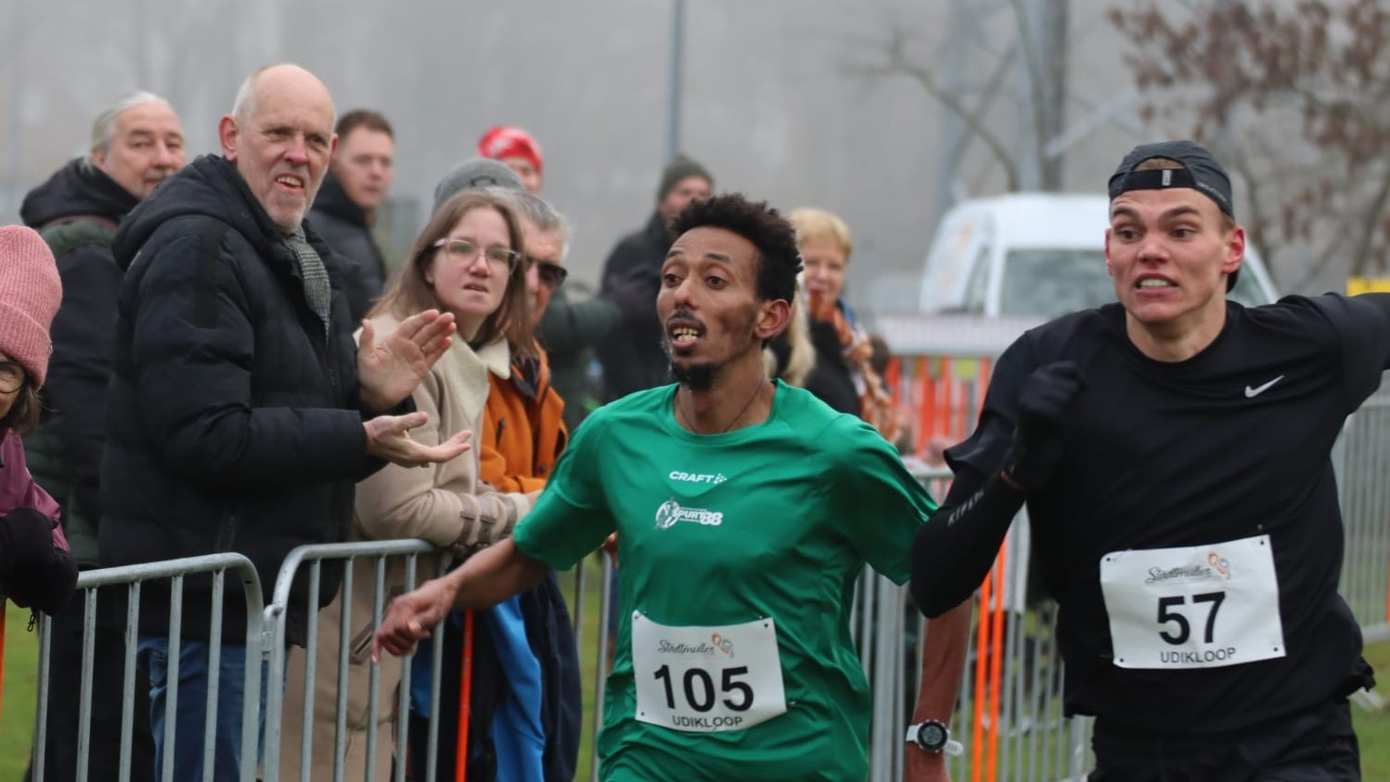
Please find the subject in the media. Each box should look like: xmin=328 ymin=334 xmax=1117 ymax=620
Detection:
xmin=376 ymin=194 xmax=971 ymax=780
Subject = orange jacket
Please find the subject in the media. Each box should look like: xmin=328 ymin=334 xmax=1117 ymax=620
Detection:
xmin=480 ymin=347 xmax=568 ymax=493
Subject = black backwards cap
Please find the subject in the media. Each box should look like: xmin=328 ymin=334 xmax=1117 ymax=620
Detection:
xmin=1108 ymin=140 xmax=1239 ymax=291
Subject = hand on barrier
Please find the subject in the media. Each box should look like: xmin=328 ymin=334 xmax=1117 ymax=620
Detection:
xmin=373 ymin=576 xmax=459 ymax=661
xmin=1000 ymin=360 xmax=1084 ymax=493
xmin=365 ymin=412 xmax=472 ymax=468
xmin=357 ymin=309 xmax=457 ymax=414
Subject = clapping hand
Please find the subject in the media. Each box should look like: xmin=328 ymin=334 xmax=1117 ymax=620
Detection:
xmin=364 ymin=412 xmax=471 ymax=468
xmin=358 ymin=310 xmax=457 ymax=415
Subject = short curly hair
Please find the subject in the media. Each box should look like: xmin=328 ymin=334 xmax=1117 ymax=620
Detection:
xmin=669 ymin=193 xmax=800 ymax=303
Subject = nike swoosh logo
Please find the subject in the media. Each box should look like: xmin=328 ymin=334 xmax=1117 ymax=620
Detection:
xmin=1244 ymin=375 xmax=1285 ymax=398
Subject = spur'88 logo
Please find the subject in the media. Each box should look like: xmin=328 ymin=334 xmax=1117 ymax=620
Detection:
xmin=654 ymin=499 xmax=724 ymax=529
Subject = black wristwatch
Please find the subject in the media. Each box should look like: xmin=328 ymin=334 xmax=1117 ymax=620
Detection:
xmin=906 ymin=719 xmax=961 ymax=755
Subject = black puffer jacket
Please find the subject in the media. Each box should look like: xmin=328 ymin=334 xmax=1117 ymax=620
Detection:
xmin=101 ymin=155 xmax=383 ymax=645
xmin=596 ymin=212 xmax=672 ymax=401
xmin=19 ymin=159 xmax=137 ymax=566
xmin=308 ymin=170 xmax=387 ymax=323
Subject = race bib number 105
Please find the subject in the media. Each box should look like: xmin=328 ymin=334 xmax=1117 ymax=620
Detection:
xmin=631 ymin=613 xmax=787 ymax=733
xmin=1099 ymin=534 xmax=1286 ymax=670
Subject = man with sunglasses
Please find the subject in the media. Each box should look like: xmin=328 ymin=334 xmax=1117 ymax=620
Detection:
xmin=535 ymin=219 xmax=622 ymax=433
xmin=476 ymin=188 xmax=575 ymax=491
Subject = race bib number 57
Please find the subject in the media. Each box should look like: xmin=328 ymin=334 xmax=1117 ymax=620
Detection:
xmin=631 ymin=612 xmax=787 ymax=733
xmin=1099 ymin=534 xmax=1286 ymax=670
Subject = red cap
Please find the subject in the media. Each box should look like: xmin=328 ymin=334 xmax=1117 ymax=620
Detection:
xmin=477 ymin=126 xmax=543 ymax=174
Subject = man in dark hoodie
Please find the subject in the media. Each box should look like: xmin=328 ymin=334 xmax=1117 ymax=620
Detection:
xmin=309 ymin=108 xmax=394 ymax=321
xmin=101 ymin=64 xmax=470 ymax=781
xmin=596 ymin=155 xmax=712 ymax=401
xmin=19 ymin=90 xmax=185 ymax=782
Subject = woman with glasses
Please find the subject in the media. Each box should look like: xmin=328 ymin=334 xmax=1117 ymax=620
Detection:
xmin=279 ymin=191 xmax=536 ymax=780
xmin=0 ymin=227 xmax=76 ymax=620
xmin=459 ymin=188 xmax=583 ymax=782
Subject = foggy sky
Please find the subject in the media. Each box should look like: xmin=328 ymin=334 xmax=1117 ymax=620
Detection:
xmin=1 ymin=0 xmax=1222 ymax=312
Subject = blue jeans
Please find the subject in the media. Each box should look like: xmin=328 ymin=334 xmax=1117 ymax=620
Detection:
xmin=138 ymin=638 xmax=268 ymax=782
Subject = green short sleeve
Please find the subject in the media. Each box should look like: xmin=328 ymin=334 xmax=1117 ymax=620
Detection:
xmin=831 ymin=416 xmax=937 ymax=584
xmin=512 ymin=411 xmax=617 ymax=569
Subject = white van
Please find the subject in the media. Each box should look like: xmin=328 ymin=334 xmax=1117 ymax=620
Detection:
xmin=917 ymin=193 xmax=1279 ymax=318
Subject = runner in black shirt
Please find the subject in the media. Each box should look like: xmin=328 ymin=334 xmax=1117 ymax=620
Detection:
xmin=911 ymin=140 xmax=1386 ymax=780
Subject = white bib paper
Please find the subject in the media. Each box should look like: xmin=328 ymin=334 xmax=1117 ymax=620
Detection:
xmin=630 ymin=612 xmax=787 ymax=733
xmin=1099 ymin=534 xmax=1286 ymax=670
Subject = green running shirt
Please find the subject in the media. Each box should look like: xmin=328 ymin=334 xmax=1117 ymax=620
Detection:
xmin=513 ymin=381 xmax=938 ymax=781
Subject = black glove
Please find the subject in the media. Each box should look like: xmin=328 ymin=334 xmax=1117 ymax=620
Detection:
xmin=0 ymin=507 xmax=78 ymax=613
xmin=1001 ymin=361 xmax=1084 ymax=493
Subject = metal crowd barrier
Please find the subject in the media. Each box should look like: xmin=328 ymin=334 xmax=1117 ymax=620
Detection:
xmin=15 ymin=390 xmax=1390 ymax=781
xmin=1335 ymin=392 xmax=1390 ymax=643
xmin=260 ymin=539 xmax=449 ymax=782
xmin=29 ymin=553 xmax=264 ymax=782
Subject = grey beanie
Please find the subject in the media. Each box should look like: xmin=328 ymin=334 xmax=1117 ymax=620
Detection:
xmin=656 ymin=154 xmax=713 ymax=203
xmin=433 ymin=157 xmax=524 ymax=213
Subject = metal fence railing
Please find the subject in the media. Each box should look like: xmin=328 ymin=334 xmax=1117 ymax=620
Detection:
xmin=259 ymin=539 xmax=450 ymax=782
xmin=28 ymin=553 xmax=263 ymax=782
xmin=1335 ymin=393 xmax=1390 ymax=643
xmin=13 ymin=393 xmax=1390 ymax=781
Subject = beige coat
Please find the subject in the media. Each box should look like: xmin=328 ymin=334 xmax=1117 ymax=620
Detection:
xmin=279 ymin=314 xmax=534 ymax=780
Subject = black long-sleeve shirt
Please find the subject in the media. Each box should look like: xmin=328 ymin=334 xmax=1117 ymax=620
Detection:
xmin=910 ymin=294 xmax=1390 ymax=735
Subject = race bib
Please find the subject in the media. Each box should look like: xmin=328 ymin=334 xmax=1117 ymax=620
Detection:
xmin=630 ymin=612 xmax=787 ymax=733
xmin=1099 ymin=534 xmax=1286 ymax=670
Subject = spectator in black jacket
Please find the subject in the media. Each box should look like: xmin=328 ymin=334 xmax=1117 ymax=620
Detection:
xmin=596 ymin=154 xmax=712 ymax=401
xmin=100 ymin=64 xmax=470 ymax=782
xmin=18 ymin=89 xmax=184 ymax=782
xmin=309 ymin=109 xmax=395 ymax=322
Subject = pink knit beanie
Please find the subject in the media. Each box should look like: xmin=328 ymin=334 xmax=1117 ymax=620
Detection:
xmin=0 ymin=226 xmax=62 ymax=388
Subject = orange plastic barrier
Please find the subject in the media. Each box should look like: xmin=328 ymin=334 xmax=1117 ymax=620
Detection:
xmin=986 ymin=544 xmax=1006 ymax=782
xmin=456 ymin=609 xmax=475 ymax=782
xmin=897 ymin=355 xmax=994 ymax=462
xmin=970 ymin=563 xmax=989 ymax=782
xmin=968 ymin=542 xmax=1008 ymax=782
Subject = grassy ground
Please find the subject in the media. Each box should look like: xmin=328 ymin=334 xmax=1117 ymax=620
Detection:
xmin=0 ymin=601 xmax=37 ymax=779
xmin=1354 ymin=638 xmax=1390 ymax=779
xmin=4 ymin=591 xmax=1389 ymax=780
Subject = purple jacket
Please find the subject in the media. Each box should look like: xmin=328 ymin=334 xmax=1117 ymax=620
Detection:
xmin=0 ymin=428 xmax=75 ymax=613
xmin=0 ymin=431 xmax=64 ymax=547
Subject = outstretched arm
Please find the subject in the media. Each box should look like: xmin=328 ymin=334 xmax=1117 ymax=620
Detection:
xmin=373 ymin=537 xmax=545 ymax=659
xmin=910 ymin=468 xmax=1025 ymax=617
xmin=905 ymin=599 xmax=972 ymax=781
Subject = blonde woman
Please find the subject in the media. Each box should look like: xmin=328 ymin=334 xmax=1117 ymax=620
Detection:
xmin=788 ymin=208 xmax=899 ymax=441
xmin=281 ymin=190 xmax=536 ymax=779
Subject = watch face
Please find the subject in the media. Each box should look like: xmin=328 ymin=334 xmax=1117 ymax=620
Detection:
xmin=918 ymin=722 xmax=947 ymax=750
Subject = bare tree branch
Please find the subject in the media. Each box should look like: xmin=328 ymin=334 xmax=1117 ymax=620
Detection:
xmin=1111 ymin=0 xmax=1390 ymax=290
xmin=841 ymin=27 xmax=1021 ymax=190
